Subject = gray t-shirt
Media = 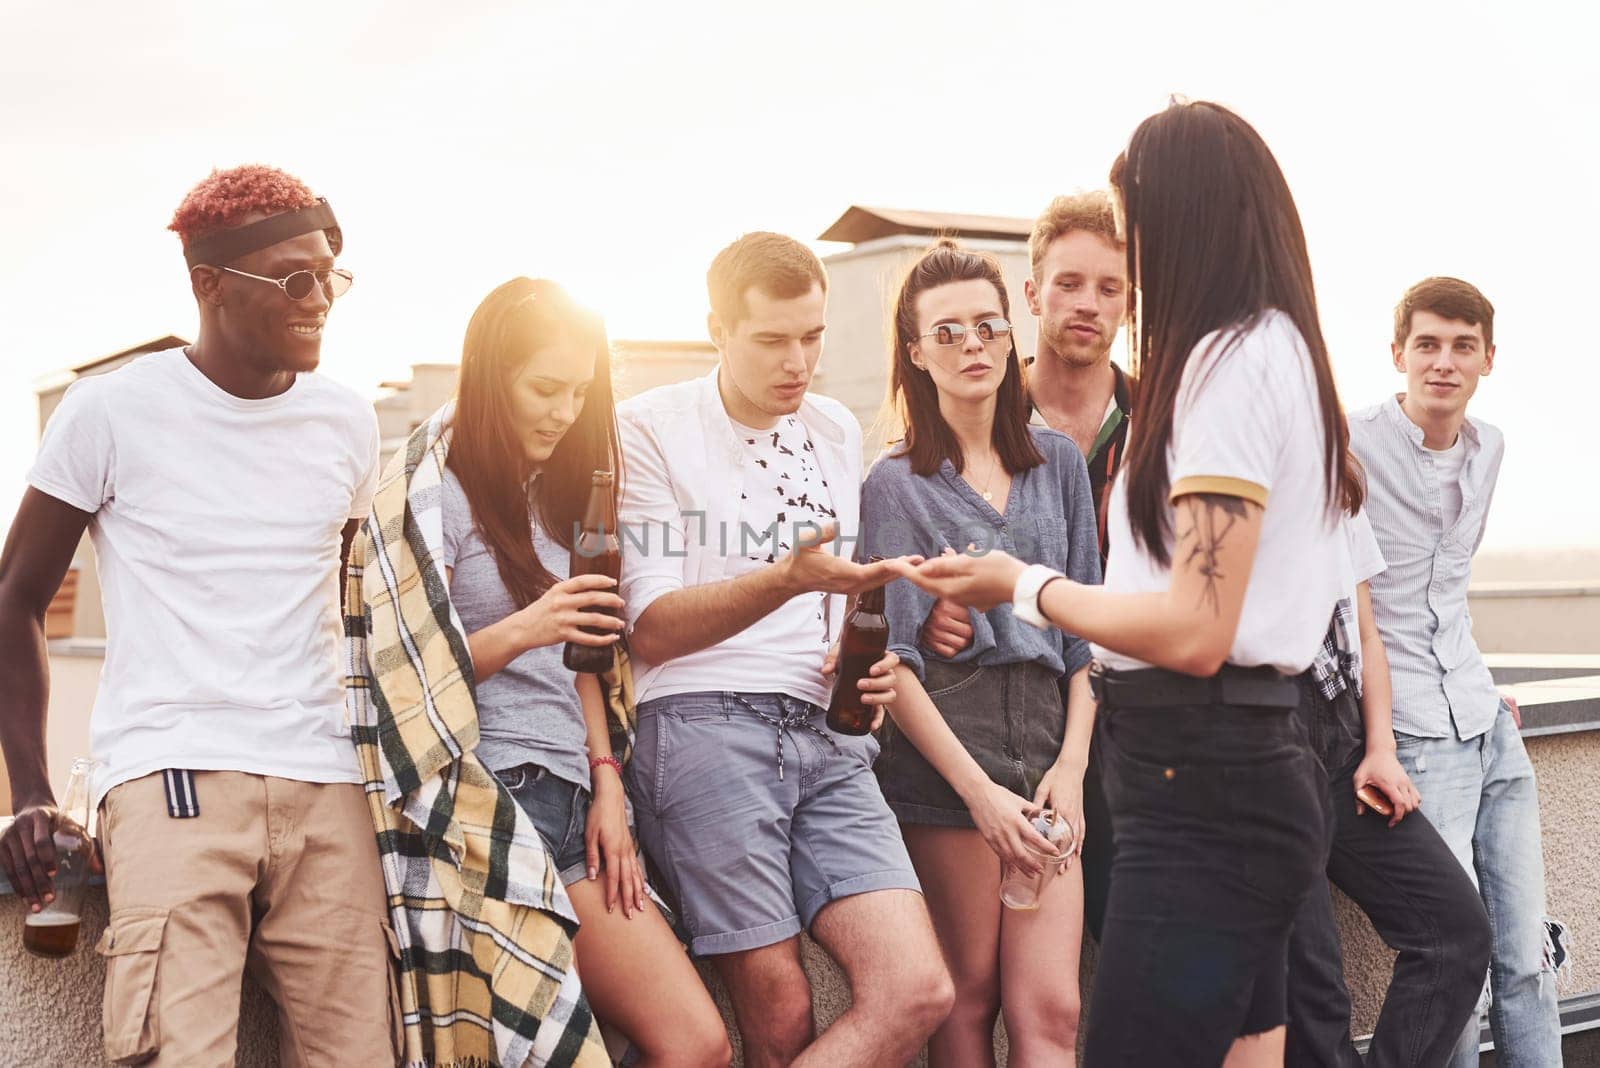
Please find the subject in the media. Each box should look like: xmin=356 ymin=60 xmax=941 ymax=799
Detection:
xmin=438 ymin=467 xmax=589 ymax=786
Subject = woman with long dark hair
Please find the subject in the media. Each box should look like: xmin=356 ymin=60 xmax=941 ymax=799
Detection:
xmin=861 ymin=240 xmax=1101 ymax=1066
xmin=888 ymin=101 xmax=1355 ymax=1065
xmin=440 ymin=278 xmax=729 ymax=1066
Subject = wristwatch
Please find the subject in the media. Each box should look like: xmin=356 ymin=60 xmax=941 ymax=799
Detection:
xmin=1012 ymin=564 xmax=1065 ymax=629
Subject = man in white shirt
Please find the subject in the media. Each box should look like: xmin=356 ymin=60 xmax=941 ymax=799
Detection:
xmin=0 ymin=166 xmax=393 ymax=1066
xmin=617 ymin=232 xmax=953 ymax=1067
xmin=1349 ymin=277 xmax=1562 ymax=1066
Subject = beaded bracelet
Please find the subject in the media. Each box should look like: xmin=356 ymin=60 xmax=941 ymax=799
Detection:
xmin=589 ymin=755 xmax=623 ymax=778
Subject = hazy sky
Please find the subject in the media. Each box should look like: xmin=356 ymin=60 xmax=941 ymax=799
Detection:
xmin=2 ymin=1 xmax=1595 ymax=551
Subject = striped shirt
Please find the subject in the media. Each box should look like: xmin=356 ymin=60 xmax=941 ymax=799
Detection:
xmin=1347 ymin=396 xmax=1505 ymax=740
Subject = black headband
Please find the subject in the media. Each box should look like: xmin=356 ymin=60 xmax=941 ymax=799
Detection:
xmin=183 ymin=198 xmax=342 ymax=269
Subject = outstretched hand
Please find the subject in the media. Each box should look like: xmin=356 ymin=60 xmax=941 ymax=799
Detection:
xmin=779 ymin=523 xmax=920 ymax=596
xmin=885 ymin=548 xmax=1028 ymax=612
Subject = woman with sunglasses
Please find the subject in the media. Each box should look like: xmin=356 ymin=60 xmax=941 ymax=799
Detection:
xmin=438 ymin=278 xmax=730 ymax=1067
xmin=888 ymin=102 xmax=1359 ymax=1067
xmin=859 ymin=240 xmax=1100 ymax=1067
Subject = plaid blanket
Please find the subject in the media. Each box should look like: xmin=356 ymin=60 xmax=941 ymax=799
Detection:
xmin=1308 ymin=595 xmax=1361 ymax=701
xmin=345 ymin=404 xmax=635 ymax=1068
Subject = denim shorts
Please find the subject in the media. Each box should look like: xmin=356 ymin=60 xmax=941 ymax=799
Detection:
xmin=495 ymin=763 xmax=591 ymax=887
xmin=625 ymin=690 xmax=921 ymax=957
xmin=1083 ymin=676 xmax=1329 ymax=1064
xmin=876 ymin=659 xmax=1065 ymax=827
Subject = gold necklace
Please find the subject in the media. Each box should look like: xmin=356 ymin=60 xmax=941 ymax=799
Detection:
xmin=971 ymin=454 xmax=1001 ymax=502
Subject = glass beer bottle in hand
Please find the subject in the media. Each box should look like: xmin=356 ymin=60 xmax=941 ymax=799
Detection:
xmin=563 ymin=470 xmax=622 ymax=674
xmin=825 ymin=579 xmax=889 ymax=736
xmin=23 ymin=757 xmax=95 ymax=959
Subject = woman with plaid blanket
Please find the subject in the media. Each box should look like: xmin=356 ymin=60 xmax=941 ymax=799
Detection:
xmin=347 ymin=278 xmax=728 ymax=1067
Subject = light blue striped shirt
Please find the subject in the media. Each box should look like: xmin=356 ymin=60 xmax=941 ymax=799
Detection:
xmin=1348 ymin=396 xmax=1504 ymax=740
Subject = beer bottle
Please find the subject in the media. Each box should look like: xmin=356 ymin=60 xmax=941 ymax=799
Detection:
xmin=563 ymin=470 xmax=622 ymax=674
xmin=825 ymin=580 xmax=889 ymax=735
xmin=23 ymin=757 xmax=94 ymax=959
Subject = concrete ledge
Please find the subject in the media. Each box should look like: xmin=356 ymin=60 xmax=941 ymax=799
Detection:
xmin=44 ymin=637 xmax=106 ymax=659
xmin=1471 ymin=581 xmax=1600 ymax=599
xmin=1490 ymin=660 xmax=1600 ymax=736
xmin=5 ymin=659 xmax=1594 ymax=1064
xmin=0 ymin=889 xmax=282 ymax=1065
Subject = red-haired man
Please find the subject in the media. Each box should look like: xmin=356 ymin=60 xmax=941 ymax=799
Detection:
xmin=0 ymin=166 xmax=393 ymax=1065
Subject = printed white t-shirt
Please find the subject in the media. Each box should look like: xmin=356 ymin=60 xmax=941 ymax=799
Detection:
xmin=639 ymin=413 xmax=838 ymax=707
xmin=27 ymin=350 xmax=380 ymax=806
xmin=1095 ymin=310 xmax=1343 ymax=675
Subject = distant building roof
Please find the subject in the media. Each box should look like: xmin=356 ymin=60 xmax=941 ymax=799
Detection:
xmin=818 ymin=206 xmax=1033 ymax=245
xmin=69 ymin=335 xmax=189 ymax=375
xmin=615 ymin=339 xmax=716 ymax=354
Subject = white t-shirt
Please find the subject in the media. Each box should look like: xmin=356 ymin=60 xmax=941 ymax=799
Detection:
xmin=28 ymin=350 xmax=380 ymax=806
xmin=1429 ymin=436 xmax=1467 ymax=530
xmin=1344 ymin=508 xmax=1386 ymax=603
xmin=641 ymin=413 xmax=837 ymax=707
xmin=1096 ymin=310 xmax=1343 ymax=674
xmin=1335 ymin=508 xmax=1387 ymax=688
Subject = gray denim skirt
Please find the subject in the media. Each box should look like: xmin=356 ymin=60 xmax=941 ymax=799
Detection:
xmin=876 ymin=658 xmax=1066 ymax=827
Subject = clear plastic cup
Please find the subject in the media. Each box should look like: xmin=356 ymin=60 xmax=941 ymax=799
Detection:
xmin=999 ymin=811 xmax=1076 ymax=911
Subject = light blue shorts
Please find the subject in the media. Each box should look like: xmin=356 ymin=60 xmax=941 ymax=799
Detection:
xmin=626 ymin=690 xmax=921 ymax=957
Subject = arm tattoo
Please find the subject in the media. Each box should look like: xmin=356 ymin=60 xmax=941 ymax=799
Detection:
xmin=1176 ymin=493 xmax=1251 ymax=616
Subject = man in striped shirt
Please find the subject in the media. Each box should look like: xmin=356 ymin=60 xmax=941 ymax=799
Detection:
xmin=1349 ymin=277 xmax=1562 ymax=1067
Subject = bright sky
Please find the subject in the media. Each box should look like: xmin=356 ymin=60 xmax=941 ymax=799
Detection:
xmin=2 ymin=1 xmax=1595 ymax=551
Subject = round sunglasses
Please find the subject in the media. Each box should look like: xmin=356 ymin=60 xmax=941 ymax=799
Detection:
xmin=213 ymin=265 xmax=354 ymax=302
xmin=918 ymin=317 xmax=1012 ymax=347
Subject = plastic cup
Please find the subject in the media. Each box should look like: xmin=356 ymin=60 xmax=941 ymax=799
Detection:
xmin=999 ymin=812 xmax=1076 ymax=911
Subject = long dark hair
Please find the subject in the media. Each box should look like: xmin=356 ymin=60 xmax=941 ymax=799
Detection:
xmin=1110 ymin=100 xmax=1361 ymax=566
xmin=883 ymin=239 xmax=1045 ymax=477
xmin=447 ymin=277 xmax=620 ymax=607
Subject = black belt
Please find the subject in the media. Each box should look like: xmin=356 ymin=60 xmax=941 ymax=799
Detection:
xmin=1089 ymin=661 xmax=1299 ymax=710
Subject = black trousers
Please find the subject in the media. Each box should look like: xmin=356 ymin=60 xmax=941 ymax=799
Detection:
xmin=1079 ymin=745 xmax=1115 ymax=942
xmin=1059 ymin=668 xmax=1113 ymax=942
xmin=1286 ymin=753 xmax=1492 ymax=1067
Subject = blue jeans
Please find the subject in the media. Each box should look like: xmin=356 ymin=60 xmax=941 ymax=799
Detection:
xmin=1395 ymin=703 xmax=1562 ymax=1067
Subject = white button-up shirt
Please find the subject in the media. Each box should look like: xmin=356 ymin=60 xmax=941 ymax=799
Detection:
xmin=1348 ymin=395 xmax=1504 ymax=740
xmin=615 ymin=367 xmax=863 ymax=705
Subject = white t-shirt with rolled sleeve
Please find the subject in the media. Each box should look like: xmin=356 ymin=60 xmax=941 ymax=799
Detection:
xmin=1346 ymin=508 xmax=1386 ymax=597
xmin=27 ymin=350 xmax=380 ymax=806
xmin=1095 ymin=310 xmax=1342 ymax=674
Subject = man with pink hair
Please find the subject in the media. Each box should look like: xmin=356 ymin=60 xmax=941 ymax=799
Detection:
xmin=0 ymin=166 xmax=394 ymax=1065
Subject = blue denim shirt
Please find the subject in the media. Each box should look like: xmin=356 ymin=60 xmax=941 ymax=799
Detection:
xmin=1348 ymin=396 xmax=1505 ymax=740
xmin=861 ymin=426 xmax=1101 ymax=681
